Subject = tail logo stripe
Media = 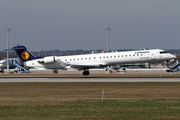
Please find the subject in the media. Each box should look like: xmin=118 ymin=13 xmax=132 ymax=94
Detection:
xmin=21 ymin=51 xmax=29 ymax=60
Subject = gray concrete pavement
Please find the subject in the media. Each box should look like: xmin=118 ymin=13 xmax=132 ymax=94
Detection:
xmin=0 ymin=78 xmax=180 ymax=82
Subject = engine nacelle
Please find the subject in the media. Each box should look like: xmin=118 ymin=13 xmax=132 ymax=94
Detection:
xmin=38 ymin=56 xmax=55 ymax=64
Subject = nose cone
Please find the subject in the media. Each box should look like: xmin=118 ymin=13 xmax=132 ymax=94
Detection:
xmin=0 ymin=60 xmax=5 ymax=65
xmin=171 ymin=54 xmax=177 ymax=59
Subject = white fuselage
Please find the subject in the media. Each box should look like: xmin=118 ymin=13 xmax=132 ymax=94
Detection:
xmin=24 ymin=49 xmax=176 ymax=70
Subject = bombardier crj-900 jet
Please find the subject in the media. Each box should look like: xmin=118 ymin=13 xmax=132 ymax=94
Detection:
xmin=9 ymin=45 xmax=176 ymax=75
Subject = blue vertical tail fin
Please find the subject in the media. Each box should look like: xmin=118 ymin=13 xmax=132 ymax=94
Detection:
xmin=9 ymin=45 xmax=41 ymax=62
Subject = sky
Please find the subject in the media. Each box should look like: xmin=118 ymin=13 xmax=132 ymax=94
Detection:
xmin=1 ymin=0 xmax=180 ymax=51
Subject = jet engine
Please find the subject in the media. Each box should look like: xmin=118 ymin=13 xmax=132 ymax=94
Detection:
xmin=38 ymin=56 xmax=55 ymax=63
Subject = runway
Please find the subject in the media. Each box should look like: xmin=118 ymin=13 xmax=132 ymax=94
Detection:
xmin=0 ymin=78 xmax=180 ymax=82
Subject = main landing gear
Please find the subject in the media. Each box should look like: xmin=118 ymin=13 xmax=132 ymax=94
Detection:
xmin=83 ymin=69 xmax=90 ymax=76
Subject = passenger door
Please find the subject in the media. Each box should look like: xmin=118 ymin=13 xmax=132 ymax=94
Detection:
xmin=151 ymin=53 xmax=156 ymax=60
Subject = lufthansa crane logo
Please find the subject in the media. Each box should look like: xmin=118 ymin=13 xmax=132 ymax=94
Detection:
xmin=21 ymin=51 xmax=29 ymax=60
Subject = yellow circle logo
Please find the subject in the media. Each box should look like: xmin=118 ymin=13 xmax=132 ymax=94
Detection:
xmin=21 ymin=51 xmax=29 ymax=60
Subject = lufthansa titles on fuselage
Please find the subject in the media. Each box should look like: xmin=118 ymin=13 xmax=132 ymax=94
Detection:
xmin=135 ymin=51 xmax=149 ymax=54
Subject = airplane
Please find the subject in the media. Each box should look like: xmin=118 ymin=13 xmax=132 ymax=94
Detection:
xmin=0 ymin=58 xmax=21 ymax=73
xmin=8 ymin=45 xmax=176 ymax=75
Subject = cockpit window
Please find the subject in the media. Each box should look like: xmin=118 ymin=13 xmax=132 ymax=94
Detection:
xmin=160 ymin=51 xmax=169 ymax=54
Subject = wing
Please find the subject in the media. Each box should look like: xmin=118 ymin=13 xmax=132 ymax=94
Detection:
xmin=70 ymin=64 xmax=101 ymax=71
xmin=57 ymin=58 xmax=104 ymax=70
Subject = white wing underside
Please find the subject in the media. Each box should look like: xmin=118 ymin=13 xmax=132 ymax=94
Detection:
xmin=57 ymin=58 xmax=102 ymax=70
xmin=70 ymin=64 xmax=100 ymax=70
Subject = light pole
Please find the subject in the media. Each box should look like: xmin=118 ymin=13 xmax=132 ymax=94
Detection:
xmin=6 ymin=27 xmax=11 ymax=73
xmin=106 ymin=27 xmax=110 ymax=52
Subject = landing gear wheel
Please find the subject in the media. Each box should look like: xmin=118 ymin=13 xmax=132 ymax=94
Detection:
xmin=83 ymin=70 xmax=90 ymax=76
xmin=83 ymin=71 xmax=86 ymax=76
xmin=86 ymin=71 xmax=89 ymax=75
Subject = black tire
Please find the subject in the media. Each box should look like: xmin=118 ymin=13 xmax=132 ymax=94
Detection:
xmin=83 ymin=71 xmax=87 ymax=76
xmin=86 ymin=71 xmax=90 ymax=75
xmin=83 ymin=71 xmax=90 ymax=76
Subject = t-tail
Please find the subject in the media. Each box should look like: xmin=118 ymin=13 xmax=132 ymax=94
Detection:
xmin=9 ymin=45 xmax=41 ymax=62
